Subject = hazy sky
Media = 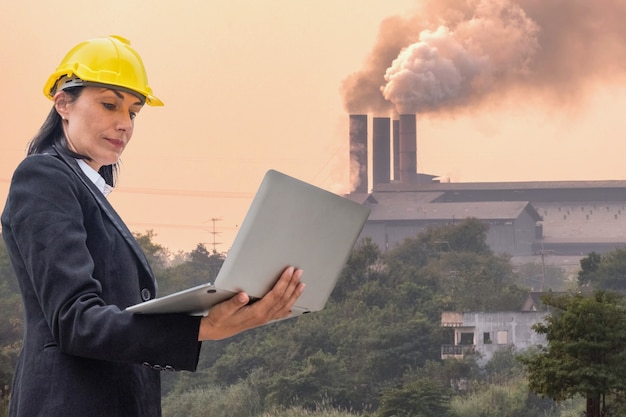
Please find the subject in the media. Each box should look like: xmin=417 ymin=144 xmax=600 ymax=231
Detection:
xmin=1 ymin=0 xmax=626 ymax=254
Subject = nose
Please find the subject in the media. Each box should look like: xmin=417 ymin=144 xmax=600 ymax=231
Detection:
xmin=116 ymin=113 xmax=134 ymax=133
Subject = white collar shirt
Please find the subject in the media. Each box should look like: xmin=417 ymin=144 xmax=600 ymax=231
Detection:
xmin=76 ymin=159 xmax=114 ymax=197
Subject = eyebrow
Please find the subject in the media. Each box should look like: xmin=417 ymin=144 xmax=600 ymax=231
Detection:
xmin=110 ymin=89 xmax=144 ymax=106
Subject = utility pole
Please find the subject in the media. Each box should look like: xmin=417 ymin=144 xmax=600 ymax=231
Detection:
xmin=540 ymin=249 xmax=546 ymax=292
xmin=538 ymin=242 xmax=553 ymax=292
xmin=209 ymin=218 xmax=222 ymax=254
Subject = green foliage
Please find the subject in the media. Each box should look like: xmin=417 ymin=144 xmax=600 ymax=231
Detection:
xmin=203 ymin=299 xmax=444 ymax=411
xmin=376 ymin=378 xmax=453 ymax=417
xmin=264 ymin=349 xmax=347 ymax=408
xmin=385 ymin=218 xmax=491 ymax=272
xmin=484 ymin=346 xmax=525 ymax=386
xmin=331 ymin=237 xmax=381 ymax=301
xmin=173 ymin=218 xmax=529 ymax=414
xmin=516 ymin=261 xmax=569 ymax=291
xmin=450 ymin=378 xmax=558 ymax=417
xmin=578 ymin=251 xmax=602 ymax=287
xmin=259 ymin=408 xmax=358 ymax=417
xmin=385 ymin=221 xmax=526 ymax=317
xmin=434 ymin=252 xmax=526 ymax=312
xmin=521 ymin=291 xmax=626 ymax=417
xmin=157 ymin=243 xmax=225 ymax=296
xmin=578 ymin=249 xmax=626 ymax=292
xmin=0 ymin=237 xmax=22 ymax=408
xmin=162 ymin=375 xmax=263 ymax=417
xmin=133 ymin=230 xmax=169 ymax=272
xmin=0 ymin=219 xmax=560 ymax=417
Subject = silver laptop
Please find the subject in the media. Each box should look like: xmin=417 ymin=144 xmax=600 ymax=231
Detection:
xmin=127 ymin=169 xmax=371 ymax=318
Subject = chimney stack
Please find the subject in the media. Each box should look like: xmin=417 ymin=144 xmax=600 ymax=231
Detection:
xmin=393 ymin=119 xmax=400 ymax=181
xmin=349 ymin=114 xmax=368 ymax=193
xmin=372 ymin=117 xmax=391 ymax=186
xmin=399 ymin=114 xmax=417 ymax=183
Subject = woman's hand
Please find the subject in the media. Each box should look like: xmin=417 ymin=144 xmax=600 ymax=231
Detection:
xmin=198 ymin=266 xmax=305 ymax=341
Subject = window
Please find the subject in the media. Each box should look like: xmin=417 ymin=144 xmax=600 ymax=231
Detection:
xmin=483 ymin=332 xmax=492 ymax=344
xmin=460 ymin=332 xmax=474 ymax=345
xmin=496 ymin=330 xmax=508 ymax=345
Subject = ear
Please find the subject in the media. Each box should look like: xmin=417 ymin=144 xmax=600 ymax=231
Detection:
xmin=53 ymin=91 xmax=70 ymax=120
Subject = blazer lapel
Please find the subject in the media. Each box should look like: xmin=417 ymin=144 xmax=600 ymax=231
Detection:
xmin=51 ymin=146 xmax=155 ymax=280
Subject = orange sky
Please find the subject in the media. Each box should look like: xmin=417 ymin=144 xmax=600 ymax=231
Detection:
xmin=1 ymin=0 xmax=626 ymax=254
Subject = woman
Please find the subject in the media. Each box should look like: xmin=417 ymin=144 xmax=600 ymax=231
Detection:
xmin=1 ymin=35 xmax=304 ymax=417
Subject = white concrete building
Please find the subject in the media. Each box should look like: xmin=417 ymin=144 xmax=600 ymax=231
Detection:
xmin=441 ymin=310 xmax=548 ymax=365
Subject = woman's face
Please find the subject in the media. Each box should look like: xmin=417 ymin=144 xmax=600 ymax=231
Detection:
xmin=55 ymin=87 xmax=144 ymax=171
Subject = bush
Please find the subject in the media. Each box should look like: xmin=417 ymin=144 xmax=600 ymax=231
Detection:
xmin=162 ymin=381 xmax=262 ymax=417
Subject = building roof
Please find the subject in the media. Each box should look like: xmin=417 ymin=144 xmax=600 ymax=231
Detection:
xmin=375 ymin=179 xmax=626 ymax=193
xmin=366 ymin=199 xmax=542 ymax=222
xmin=368 ymin=179 xmax=626 ymax=205
xmin=367 ymin=191 xmax=444 ymax=205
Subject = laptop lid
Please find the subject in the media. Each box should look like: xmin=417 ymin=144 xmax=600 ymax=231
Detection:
xmin=127 ymin=169 xmax=371 ymax=317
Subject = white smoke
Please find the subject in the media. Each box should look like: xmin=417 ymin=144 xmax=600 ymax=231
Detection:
xmin=381 ymin=26 xmax=486 ymax=113
xmin=343 ymin=0 xmax=626 ymax=115
xmin=381 ymin=0 xmax=539 ymax=114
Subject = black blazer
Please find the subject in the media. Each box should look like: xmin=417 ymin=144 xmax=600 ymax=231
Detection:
xmin=1 ymin=147 xmax=202 ymax=417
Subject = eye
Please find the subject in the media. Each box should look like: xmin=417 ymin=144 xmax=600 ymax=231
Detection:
xmin=129 ymin=112 xmax=138 ymax=120
xmin=102 ymin=102 xmax=116 ymax=111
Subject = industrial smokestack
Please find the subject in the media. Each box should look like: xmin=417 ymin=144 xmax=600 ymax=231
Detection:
xmin=399 ymin=114 xmax=417 ymax=183
xmin=392 ymin=119 xmax=399 ymax=181
xmin=349 ymin=114 xmax=368 ymax=193
xmin=372 ymin=117 xmax=391 ymax=186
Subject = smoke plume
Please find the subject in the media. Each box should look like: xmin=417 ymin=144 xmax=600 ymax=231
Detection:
xmin=342 ymin=0 xmax=626 ymax=115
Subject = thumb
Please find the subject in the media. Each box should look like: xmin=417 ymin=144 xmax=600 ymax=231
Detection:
xmin=212 ymin=292 xmax=248 ymax=316
xmin=234 ymin=292 xmax=249 ymax=305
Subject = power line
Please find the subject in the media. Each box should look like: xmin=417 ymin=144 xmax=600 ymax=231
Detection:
xmin=125 ymin=221 xmax=238 ymax=231
xmin=1 ymin=177 xmax=255 ymax=199
xmin=115 ymin=186 xmax=254 ymax=199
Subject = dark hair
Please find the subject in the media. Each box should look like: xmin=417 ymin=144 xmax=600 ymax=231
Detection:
xmin=28 ymin=87 xmax=119 ymax=186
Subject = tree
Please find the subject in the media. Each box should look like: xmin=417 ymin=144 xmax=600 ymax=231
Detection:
xmin=157 ymin=243 xmax=225 ymax=296
xmin=133 ymin=230 xmax=169 ymax=271
xmin=520 ymin=291 xmax=626 ymax=417
xmin=577 ymin=251 xmax=602 ymax=287
xmin=516 ymin=261 xmax=568 ymax=291
xmin=0 ymin=237 xmax=22 ymax=414
xmin=330 ymin=237 xmax=381 ymax=301
xmin=385 ymin=218 xmax=526 ymax=316
xmin=434 ymin=251 xmax=526 ymax=312
xmin=154 ymin=218 xmax=554 ymax=415
xmin=578 ymin=249 xmax=626 ymax=292
xmin=386 ymin=218 xmax=491 ymax=271
xmin=376 ymin=379 xmax=453 ymax=417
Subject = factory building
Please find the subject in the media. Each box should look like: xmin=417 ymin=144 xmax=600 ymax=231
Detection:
xmin=347 ymin=114 xmax=626 ymax=268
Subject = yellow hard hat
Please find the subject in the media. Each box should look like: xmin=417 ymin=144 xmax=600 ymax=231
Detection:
xmin=43 ymin=35 xmax=163 ymax=106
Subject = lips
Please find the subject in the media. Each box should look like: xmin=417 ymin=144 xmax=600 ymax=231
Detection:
xmin=107 ymin=138 xmax=125 ymax=147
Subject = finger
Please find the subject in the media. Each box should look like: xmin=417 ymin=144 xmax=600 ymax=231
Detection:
xmin=263 ymin=270 xmax=305 ymax=318
xmin=281 ymin=269 xmax=304 ymax=305
xmin=271 ymin=266 xmax=297 ymax=296
xmin=207 ymin=292 xmax=249 ymax=321
xmin=261 ymin=267 xmax=301 ymax=306
xmin=255 ymin=266 xmax=295 ymax=305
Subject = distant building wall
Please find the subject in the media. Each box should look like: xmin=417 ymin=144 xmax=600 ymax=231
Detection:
xmin=362 ymin=220 xmax=436 ymax=251
xmin=361 ymin=215 xmax=537 ymax=255
xmin=485 ymin=211 xmax=537 ymax=255
xmin=442 ymin=311 xmax=548 ymax=365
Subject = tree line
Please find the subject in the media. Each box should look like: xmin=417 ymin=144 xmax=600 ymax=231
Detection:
xmin=4 ymin=219 xmax=626 ymax=416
